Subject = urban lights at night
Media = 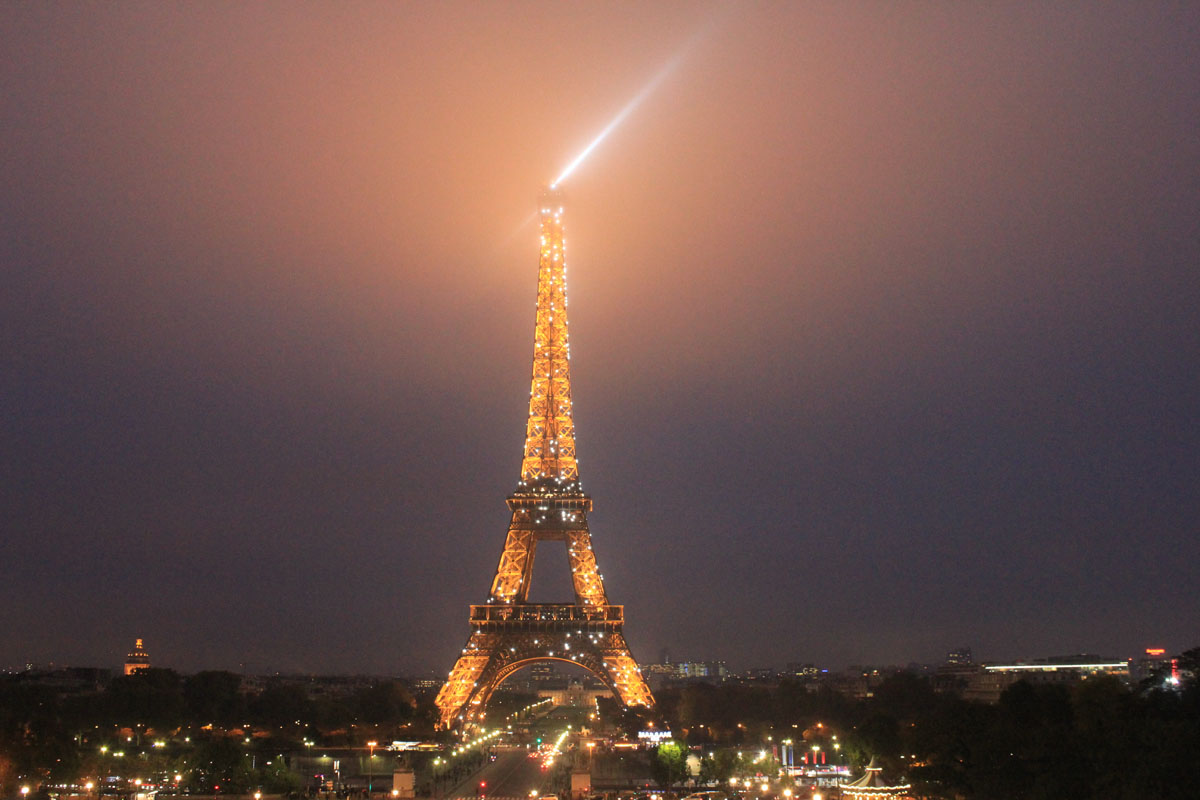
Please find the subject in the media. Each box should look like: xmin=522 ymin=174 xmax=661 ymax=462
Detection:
xmin=1 ymin=5 xmax=1196 ymax=800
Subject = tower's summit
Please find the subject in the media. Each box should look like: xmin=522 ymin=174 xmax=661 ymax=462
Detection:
xmin=517 ymin=186 xmax=580 ymax=494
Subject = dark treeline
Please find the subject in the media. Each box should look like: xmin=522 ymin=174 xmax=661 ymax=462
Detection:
xmin=0 ymin=669 xmax=423 ymax=795
xmin=645 ymin=648 xmax=1200 ymax=800
xmin=5 ymin=657 xmax=1200 ymax=800
xmin=0 ymin=668 xmax=421 ymax=732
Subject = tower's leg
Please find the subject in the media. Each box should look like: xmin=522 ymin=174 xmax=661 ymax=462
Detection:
xmin=434 ymin=646 xmax=492 ymax=730
xmin=435 ymin=627 xmax=654 ymax=730
xmin=600 ymin=634 xmax=655 ymax=709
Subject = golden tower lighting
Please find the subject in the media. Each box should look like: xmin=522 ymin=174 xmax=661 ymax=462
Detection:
xmin=434 ymin=187 xmax=655 ymax=730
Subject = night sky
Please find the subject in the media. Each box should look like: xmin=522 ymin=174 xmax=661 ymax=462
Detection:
xmin=3 ymin=3 xmax=1198 ymax=676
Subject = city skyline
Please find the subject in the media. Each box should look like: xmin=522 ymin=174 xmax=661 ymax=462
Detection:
xmin=5 ymin=635 xmax=1174 ymax=679
xmin=3 ymin=3 xmax=1198 ymax=677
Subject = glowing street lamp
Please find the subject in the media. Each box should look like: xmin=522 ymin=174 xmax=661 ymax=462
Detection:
xmin=367 ymin=741 xmax=379 ymax=798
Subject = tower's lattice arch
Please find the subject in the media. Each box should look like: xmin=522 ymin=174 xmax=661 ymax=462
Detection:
xmin=435 ymin=189 xmax=654 ymax=730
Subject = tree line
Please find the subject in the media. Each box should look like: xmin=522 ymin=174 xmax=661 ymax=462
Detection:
xmin=0 ymin=668 xmax=420 ymax=796
xmin=645 ymin=649 xmax=1200 ymax=800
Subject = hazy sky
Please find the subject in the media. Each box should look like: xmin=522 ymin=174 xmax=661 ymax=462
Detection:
xmin=3 ymin=2 xmax=1198 ymax=676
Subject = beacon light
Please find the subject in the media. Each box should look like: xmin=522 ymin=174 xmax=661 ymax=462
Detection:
xmin=549 ymin=10 xmax=721 ymax=188
xmin=549 ymin=50 xmax=681 ymax=188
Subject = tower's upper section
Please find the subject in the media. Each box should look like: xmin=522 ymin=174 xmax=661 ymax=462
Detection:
xmin=517 ymin=187 xmax=581 ymax=494
xmin=124 ymin=637 xmax=150 ymax=675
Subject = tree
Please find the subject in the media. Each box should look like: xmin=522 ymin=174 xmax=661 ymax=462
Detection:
xmin=185 ymin=671 xmax=245 ymax=725
xmin=650 ymin=742 xmax=689 ymax=788
xmin=251 ymin=683 xmax=314 ymax=728
xmin=189 ymin=736 xmax=254 ymax=793
xmin=355 ymin=681 xmax=417 ymax=727
xmin=104 ymin=668 xmax=186 ymax=729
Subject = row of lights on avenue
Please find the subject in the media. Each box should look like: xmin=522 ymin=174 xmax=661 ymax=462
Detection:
xmin=541 ymin=726 xmax=571 ymax=769
xmin=506 ymin=698 xmax=552 ymax=720
xmin=727 ymin=779 xmax=823 ymax=800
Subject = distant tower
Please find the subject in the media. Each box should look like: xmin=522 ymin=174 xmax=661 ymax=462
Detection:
xmin=124 ymin=638 xmax=150 ymax=675
xmin=433 ymin=187 xmax=655 ymax=730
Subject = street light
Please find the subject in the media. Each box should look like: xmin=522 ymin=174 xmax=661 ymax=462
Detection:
xmin=367 ymin=741 xmax=378 ymax=798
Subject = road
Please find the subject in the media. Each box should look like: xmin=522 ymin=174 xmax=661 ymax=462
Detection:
xmin=444 ymin=748 xmax=549 ymax=800
xmin=443 ymin=705 xmax=589 ymax=800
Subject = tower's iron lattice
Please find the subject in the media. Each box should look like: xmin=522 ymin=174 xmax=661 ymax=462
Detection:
xmin=434 ymin=188 xmax=655 ymax=730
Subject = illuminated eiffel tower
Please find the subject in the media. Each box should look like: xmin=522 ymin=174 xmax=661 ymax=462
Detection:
xmin=434 ymin=187 xmax=655 ymax=730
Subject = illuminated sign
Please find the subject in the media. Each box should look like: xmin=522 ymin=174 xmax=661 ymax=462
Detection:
xmin=637 ymin=730 xmax=673 ymax=743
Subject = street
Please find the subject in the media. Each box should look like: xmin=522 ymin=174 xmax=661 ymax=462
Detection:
xmin=443 ymin=749 xmax=547 ymax=800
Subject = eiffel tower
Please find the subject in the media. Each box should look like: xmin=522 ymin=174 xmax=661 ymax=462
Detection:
xmin=434 ymin=187 xmax=655 ymax=730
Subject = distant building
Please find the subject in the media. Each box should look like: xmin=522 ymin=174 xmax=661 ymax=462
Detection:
xmin=124 ymin=638 xmax=150 ymax=675
xmin=824 ymin=669 xmax=880 ymax=700
xmin=1133 ymin=647 xmax=1178 ymax=685
xmin=945 ymin=647 xmax=973 ymax=666
xmin=537 ymin=679 xmax=607 ymax=708
xmin=963 ymin=655 xmax=1130 ymax=703
xmin=784 ymin=662 xmax=821 ymax=679
xmin=681 ymin=660 xmax=726 ymax=679
xmin=529 ymin=663 xmax=556 ymax=682
xmin=410 ymin=675 xmax=443 ymax=692
xmin=12 ymin=667 xmax=111 ymax=693
xmin=934 ymin=648 xmax=981 ymax=694
xmin=644 ymin=659 xmax=728 ymax=688
xmin=646 ymin=661 xmax=681 ymax=680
